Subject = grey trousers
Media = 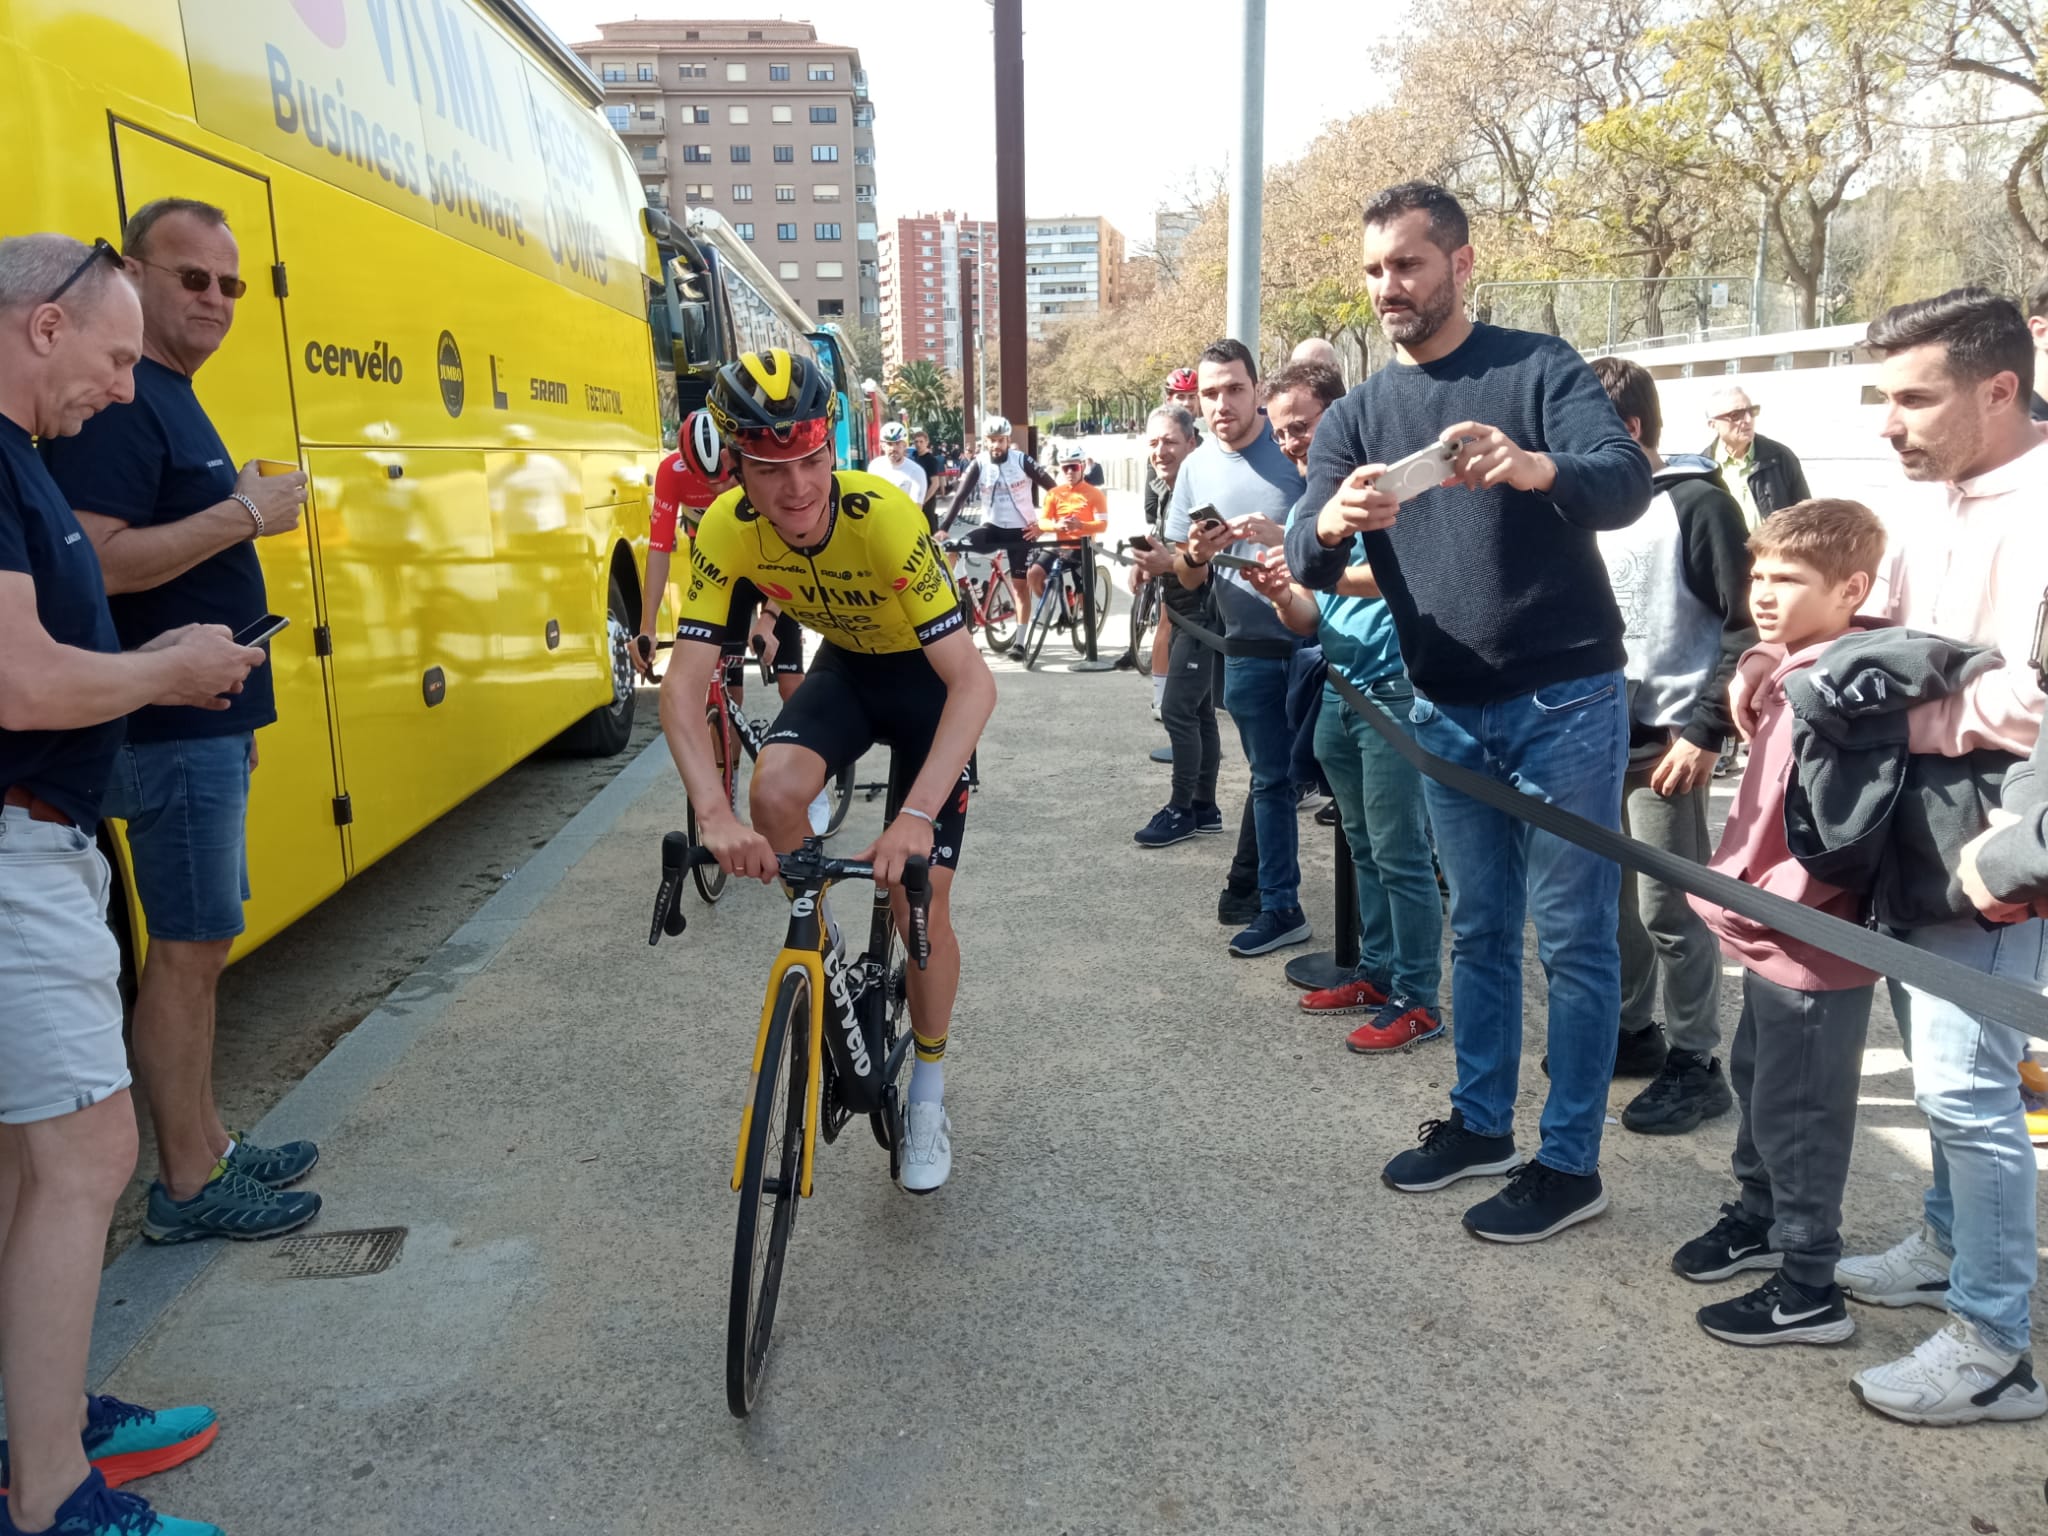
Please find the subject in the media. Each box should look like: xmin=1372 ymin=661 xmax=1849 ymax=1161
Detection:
xmin=1617 ymin=769 xmax=1723 ymax=1055
xmin=1729 ymin=970 xmax=1876 ymax=1288
xmin=1162 ymin=621 xmax=1221 ymax=809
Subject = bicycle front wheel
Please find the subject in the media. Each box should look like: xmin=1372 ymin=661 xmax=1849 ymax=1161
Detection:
xmin=727 ymin=967 xmax=810 ymax=1418
xmin=1024 ymin=586 xmax=1058 ymax=670
xmin=689 ymin=710 xmax=731 ymax=903
xmin=980 ymin=577 xmax=1017 ymax=653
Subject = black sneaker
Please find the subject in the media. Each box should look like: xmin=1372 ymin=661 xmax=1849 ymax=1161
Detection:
xmin=1190 ymin=800 xmax=1224 ymax=834
xmin=1540 ymin=1021 xmax=1668 ymax=1080
xmin=1463 ymin=1161 xmax=1608 ymax=1243
xmin=1133 ymin=804 xmax=1198 ymax=848
xmin=1673 ymin=1201 xmax=1786 ymax=1283
xmin=1314 ymin=799 xmax=1340 ymax=827
xmin=1622 ymin=1050 xmax=1735 ymax=1135
xmin=1217 ymin=885 xmax=1260 ymax=926
xmin=1697 ymin=1273 xmax=1854 ymax=1347
xmin=1228 ymin=906 xmax=1311 ymax=957
xmin=1382 ymin=1111 xmax=1520 ymax=1193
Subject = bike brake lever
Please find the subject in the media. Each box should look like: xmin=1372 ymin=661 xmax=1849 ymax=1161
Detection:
xmin=900 ymin=854 xmax=932 ymax=969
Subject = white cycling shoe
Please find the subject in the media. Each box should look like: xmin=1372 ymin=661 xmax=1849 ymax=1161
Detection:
xmin=898 ymin=1101 xmax=952 ymax=1194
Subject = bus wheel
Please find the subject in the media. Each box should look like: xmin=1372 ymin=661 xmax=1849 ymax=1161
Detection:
xmin=555 ymin=576 xmax=637 ymax=757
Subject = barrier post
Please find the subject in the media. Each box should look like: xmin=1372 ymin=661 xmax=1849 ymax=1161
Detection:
xmin=1284 ymin=822 xmax=1360 ymax=991
xmin=1068 ymin=538 xmax=1120 ymax=673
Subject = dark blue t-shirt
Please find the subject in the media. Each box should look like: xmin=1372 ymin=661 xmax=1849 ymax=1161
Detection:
xmin=0 ymin=414 xmax=124 ymax=833
xmin=40 ymin=357 xmax=274 ymax=742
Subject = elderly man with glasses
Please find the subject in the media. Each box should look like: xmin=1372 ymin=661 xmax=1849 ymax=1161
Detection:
xmin=1700 ymin=386 xmax=1811 ymax=531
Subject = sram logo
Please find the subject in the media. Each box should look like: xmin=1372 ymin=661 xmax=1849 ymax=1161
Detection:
xmin=821 ymin=949 xmax=870 ymax=1077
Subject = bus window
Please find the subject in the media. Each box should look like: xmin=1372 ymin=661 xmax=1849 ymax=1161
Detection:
xmin=668 ymin=259 xmax=720 ymax=372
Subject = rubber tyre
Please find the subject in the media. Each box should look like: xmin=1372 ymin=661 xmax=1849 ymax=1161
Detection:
xmin=1023 ymin=588 xmax=1056 ymax=670
xmin=689 ymin=710 xmax=731 ymax=903
xmin=823 ymin=762 xmax=855 ymax=839
xmin=1129 ymin=578 xmax=1159 ymax=665
xmin=727 ymin=968 xmax=808 ymax=1418
xmin=553 ymin=574 xmax=636 ymax=756
xmin=980 ymin=577 xmax=1017 ymax=654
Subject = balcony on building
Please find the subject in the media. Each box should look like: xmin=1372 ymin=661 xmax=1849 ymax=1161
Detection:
xmin=618 ymin=108 xmax=666 ymax=136
xmin=636 ymin=149 xmax=670 ymax=175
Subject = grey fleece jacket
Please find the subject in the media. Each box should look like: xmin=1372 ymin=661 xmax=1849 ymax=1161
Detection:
xmin=1978 ymin=729 xmax=2048 ymax=901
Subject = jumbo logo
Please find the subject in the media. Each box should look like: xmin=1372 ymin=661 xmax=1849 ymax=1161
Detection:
xmin=436 ymin=330 xmax=464 ymax=417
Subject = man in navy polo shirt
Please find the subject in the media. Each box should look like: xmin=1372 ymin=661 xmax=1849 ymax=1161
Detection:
xmin=0 ymin=231 xmax=265 ymax=1536
xmin=41 ymin=198 xmax=318 ymax=1245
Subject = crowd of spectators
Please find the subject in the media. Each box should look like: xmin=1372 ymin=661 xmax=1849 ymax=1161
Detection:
xmin=1125 ymin=178 xmax=2048 ymax=1428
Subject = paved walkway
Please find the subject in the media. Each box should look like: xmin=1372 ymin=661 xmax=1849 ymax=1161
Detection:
xmin=92 ymin=579 xmax=2048 ymax=1534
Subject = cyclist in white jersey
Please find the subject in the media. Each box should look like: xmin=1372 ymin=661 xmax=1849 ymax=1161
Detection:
xmin=866 ymin=421 xmax=930 ymax=507
xmin=943 ymin=414 xmax=1055 ymax=652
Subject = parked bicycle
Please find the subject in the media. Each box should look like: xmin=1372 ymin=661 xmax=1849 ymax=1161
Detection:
xmin=1015 ymin=537 xmax=1112 ymax=670
xmin=648 ymin=830 xmax=932 ymax=1418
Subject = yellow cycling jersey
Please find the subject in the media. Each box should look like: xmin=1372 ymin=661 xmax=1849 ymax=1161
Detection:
xmin=675 ymin=470 xmax=965 ymax=655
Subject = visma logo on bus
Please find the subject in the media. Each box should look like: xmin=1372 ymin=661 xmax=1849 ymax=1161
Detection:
xmin=302 ymin=338 xmax=402 ymax=383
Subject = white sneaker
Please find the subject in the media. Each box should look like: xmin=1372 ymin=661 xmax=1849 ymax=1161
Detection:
xmin=807 ymin=789 xmax=831 ymax=837
xmin=1852 ymin=1317 xmax=2048 ymax=1425
xmin=898 ymin=1101 xmax=952 ymax=1194
xmin=1150 ymin=700 xmax=1163 ymax=722
xmin=1835 ymin=1226 xmax=1953 ymax=1309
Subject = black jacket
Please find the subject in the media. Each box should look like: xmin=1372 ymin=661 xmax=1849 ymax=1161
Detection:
xmin=1781 ymin=629 xmax=2018 ymax=928
xmin=1699 ymin=432 xmax=1810 ymax=520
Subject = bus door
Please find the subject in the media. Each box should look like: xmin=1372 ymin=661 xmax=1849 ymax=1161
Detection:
xmin=109 ymin=124 xmax=348 ymax=945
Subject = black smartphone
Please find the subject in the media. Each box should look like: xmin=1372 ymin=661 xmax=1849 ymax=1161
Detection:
xmin=232 ymin=613 xmax=289 ymax=647
xmin=1209 ymin=552 xmax=1259 ymax=573
xmin=1128 ymin=534 xmax=1156 ymax=552
xmin=1191 ymin=503 xmax=1223 ymax=531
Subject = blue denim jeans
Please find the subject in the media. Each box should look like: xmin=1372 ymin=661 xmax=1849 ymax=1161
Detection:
xmin=1408 ymin=670 xmax=1627 ymax=1177
xmin=1314 ymin=678 xmax=1441 ymax=1010
xmin=1222 ymin=654 xmax=1300 ymax=912
xmin=1888 ymin=915 xmax=2047 ymax=1356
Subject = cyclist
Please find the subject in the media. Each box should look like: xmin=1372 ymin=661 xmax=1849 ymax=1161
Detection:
xmin=943 ymin=414 xmax=1055 ymax=659
xmin=1166 ymin=365 xmax=1200 ymax=424
xmin=866 ymin=420 xmax=930 ymax=508
xmin=1025 ymin=446 xmax=1109 ymax=620
xmin=640 ymin=409 xmax=827 ymax=830
xmin=662 ymin=349 xmax=997 ymax=1193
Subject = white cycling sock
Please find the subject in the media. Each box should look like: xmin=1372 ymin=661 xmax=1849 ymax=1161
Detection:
xmin=909 ymin=1035 xmax=946 ymax=1104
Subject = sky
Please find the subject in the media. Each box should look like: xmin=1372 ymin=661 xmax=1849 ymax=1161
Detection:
xmin=526 ymin=1 xmax=1405 ymax=249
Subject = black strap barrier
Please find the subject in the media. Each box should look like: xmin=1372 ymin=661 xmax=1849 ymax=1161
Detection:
xmin=1159 ymin=600 xmax=2048 ymax=1038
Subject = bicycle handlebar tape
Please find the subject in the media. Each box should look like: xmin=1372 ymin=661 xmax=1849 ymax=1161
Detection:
xmin=901 ymin=854 xmax=932 ymax=969
xmin=653 ymin=830 xmax=691 ymax=944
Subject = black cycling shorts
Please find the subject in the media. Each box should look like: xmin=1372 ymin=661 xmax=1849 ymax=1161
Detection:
xmin=760 ymin=643 xmax=970 ymax=871
xmin=956 ymin=522 xmax=1032 ymax=576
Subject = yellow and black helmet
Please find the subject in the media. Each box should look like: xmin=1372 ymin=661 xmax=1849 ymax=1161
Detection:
xmin=706 ymin=347 xmax=840 ymax=462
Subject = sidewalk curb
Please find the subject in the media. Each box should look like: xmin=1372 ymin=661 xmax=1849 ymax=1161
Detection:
xmin=87 ymin=734 xmax=675 ymax=1388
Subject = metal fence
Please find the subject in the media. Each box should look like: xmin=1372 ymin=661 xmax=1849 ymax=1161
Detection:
xmin=1470 ymin=277 xmax=1807 ymax=356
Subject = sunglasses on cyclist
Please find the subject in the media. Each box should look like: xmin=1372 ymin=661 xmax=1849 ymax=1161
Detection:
xmin=43 ymin=237 xmax=123 ymax=305
xmin=135 ymin=257 xmax=247 ymax=299
xmin=730 ymin=416 xmax=834 ymax=463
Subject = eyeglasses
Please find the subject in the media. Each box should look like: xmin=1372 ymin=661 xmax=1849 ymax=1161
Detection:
xmin=1710 ymin=404 xmax=1762 ymax=424
xmin=43 ymin=237 xmax=122 ymax=305
xmin=135 ymin=257 xmax=247 ymax=299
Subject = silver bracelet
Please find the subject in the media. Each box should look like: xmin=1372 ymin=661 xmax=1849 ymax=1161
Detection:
xmin=899 ymin=807 xmax=934 ymax=825
xmin=231 ymin=492 xmax=264 ymax=537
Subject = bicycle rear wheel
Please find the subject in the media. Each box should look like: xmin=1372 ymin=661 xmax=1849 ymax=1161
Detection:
xmin=689 ymin=710 xmax=731 ymax=903
xmin=1129 ymin=578 xmax=1159 ymax=662
xmin=727 ymin=968 xmax=809 ymax=1418
xmin=980 ymin=576 xmax=1017 ymax=653
xmin=823 ymin=762 xmax=855 ymax=838
xmin=1024 ymin=584 xmax=1058 ymax=670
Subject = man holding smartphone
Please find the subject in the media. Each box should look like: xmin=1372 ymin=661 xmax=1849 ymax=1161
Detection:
xmin=42 ymin=197 xmax=321 ymax=1244
xmin=1286 ymin=182 xmax=1651 ymax=1244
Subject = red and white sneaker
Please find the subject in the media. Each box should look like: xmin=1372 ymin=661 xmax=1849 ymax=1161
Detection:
xmin=1298 ymin=977 xmax=1387 ymax=1015
xmin=1345 ymin=996 xmax=1446 ymax=1054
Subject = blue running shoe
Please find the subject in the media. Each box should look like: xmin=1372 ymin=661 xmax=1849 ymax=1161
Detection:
xmin=1133 ymin=805 xmax=1198 ymax=848
xmin=1190 ymin=800 xmax=1224 ymax=834
xmin=0 ymin=1469 xmax=221 ymax=1535
xmin=142 ymin=1164 xmax=320 ymax=1244
xmin=225 ymin=1132 xmax=319 ymax=1189
xmin=1 ymin=1398 xmax=218 ymax=1493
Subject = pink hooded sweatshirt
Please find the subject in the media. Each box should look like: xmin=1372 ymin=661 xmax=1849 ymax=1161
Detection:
xmin=1688 ymin=627 xmax=1882 ymax=993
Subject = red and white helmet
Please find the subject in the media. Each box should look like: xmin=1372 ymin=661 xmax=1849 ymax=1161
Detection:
xmin=1166 ymin=367 xmax=1197 ymax=395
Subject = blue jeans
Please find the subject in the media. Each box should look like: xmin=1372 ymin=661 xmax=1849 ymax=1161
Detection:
xmin=1888 ymin=916 xmax=2047 ymax=1355
xmin=102 ymin=734 xmax=254 ymax=943
xmin=1408 ymin=671 xmax=1626 ymax=1177
xmin=1222 ymin=654 xmax=1300 ymax=912
xmin=1314 ymin=678 xmax=1441 ymax=1010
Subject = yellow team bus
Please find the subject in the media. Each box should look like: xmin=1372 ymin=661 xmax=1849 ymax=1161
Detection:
xmin=0 ymin=0 xmax=696 ymax=958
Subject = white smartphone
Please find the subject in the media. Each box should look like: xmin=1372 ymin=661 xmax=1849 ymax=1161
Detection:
xmin=1374 ymin=438 xmax=1467 ymax=504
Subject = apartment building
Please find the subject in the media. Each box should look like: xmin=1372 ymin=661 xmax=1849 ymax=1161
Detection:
xmin=573 ymin=19 xmax=879 ymax=325
xmin=879 ymin=212 xmax=1001 ymax=376
xmin=1022 ymin=216 xmax=1125 ymax=340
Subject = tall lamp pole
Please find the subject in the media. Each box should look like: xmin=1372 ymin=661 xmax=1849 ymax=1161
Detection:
xmin=993 ymin=0 xmax=1029 ymax=441
xmin=1225 ymin=0 xmax=1267 ymax=354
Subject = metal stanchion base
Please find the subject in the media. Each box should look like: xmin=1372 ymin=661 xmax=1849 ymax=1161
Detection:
xmin=1283 ymin=950 xmax=1352 ymax=991
xmin=1065 ymin=656 xmax=1123 ymax=672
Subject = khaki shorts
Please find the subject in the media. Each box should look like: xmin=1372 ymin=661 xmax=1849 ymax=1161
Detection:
xmin=0 ymin=806 xmax=130 ymax=1123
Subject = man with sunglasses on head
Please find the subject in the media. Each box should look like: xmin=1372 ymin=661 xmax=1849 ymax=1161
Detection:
xmin=1701 ymin=386 xmax=1810 ymax=532
xmin=41 ymin=197 xmax=320 ymax=1246
xmin=663 ymin=349 xmax=996 ymax=1194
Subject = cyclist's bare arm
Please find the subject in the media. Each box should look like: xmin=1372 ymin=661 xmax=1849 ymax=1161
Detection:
xmin=856 ymin=625 xmax=996 ymax=887
xmin=658 ymin=637 xmax=779 ymax=881
xmin=941 ymin=461 xmax=982 ymax=527
xmin=635 ymin=547 xmax=672 ymax=676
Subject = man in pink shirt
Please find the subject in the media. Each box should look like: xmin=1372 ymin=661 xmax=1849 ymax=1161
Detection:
xmin=1829 ymin=289 xmax=2048 ymax=1425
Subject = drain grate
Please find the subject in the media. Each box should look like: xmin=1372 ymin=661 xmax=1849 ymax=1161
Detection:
xmin=270 ymin=1226 xmax=407 ymax=1280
